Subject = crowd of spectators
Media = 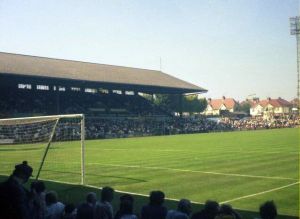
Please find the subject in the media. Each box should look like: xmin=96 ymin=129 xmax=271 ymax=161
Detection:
xmin=58 ymin=115 xmax=298 ymax=140
xmin=0 ymin=115 xmax=299 ymax=143
xmin=0 ymin=116 xmax=232 ymax=143
xmin=0 ymin=161 xmax=279 ymax=219
xmin=83 ymin=117 xmax=232 ymax=139
xmin=219 ymin=116 xmax=300 ymax=131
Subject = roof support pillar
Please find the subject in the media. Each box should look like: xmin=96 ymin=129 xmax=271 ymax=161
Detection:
xmin=179 ymin=94 xmax=183 ymax=117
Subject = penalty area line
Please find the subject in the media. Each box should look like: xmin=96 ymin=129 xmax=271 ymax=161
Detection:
xmin=220 ymin=181 xmax=300 ymax=204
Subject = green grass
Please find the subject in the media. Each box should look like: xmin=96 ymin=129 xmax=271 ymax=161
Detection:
xmin=0 ymin=128 xmax=299 ymax=218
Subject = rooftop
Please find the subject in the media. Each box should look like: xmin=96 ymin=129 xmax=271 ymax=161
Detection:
xmin=0 ymin=52 xmax=207 ymax=94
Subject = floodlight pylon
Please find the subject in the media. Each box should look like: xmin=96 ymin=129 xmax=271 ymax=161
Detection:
xmin=290 ymin=16 xmax=300 ymax=113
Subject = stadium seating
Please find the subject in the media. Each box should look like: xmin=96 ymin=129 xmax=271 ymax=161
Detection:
xmin=0 ymin=89 xmax=168 ymax=118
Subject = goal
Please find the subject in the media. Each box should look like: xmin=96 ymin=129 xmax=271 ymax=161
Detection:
xmin=0 ymin=114 xmax=85 ymax=184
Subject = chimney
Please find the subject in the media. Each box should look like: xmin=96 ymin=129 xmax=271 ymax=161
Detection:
xmin=267 ymin=97 xmax=271 ymax=101
xmin=207 ymin=98 xmax=211 ymax=103
xmin=222 ymin=96 xmax=226 ymax=100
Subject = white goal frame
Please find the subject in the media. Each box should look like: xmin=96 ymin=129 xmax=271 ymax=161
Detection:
xmin=0 ymin=114 xmax=86 ymax=184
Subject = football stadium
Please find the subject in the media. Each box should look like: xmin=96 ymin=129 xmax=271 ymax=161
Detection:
xmin=0 ymin=52 xmax=299 ymax=219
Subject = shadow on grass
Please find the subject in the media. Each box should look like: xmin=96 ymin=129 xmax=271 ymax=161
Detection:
xmin=0 ymin=175 xmax=298 ymax=219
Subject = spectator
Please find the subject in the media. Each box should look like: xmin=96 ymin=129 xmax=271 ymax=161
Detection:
xmin=63 ymin=203 xmax=76 ymax=219
xmin=114 ymin=194 xmax=137 ymax=219
xmin=30 ymin=180 xmax=46 ymax=219
xmin=191 ymin=200 xmax=219 ymax=219
xmin=76 ymin=192 xmax=97 ymax=219
xmin=94 ymin=187 xmax=115 ymax=219
xmin=0 ymin=160 xmax=33 ymax=219
xmin=86 ymin=192 xmax=97 ymax=206
xmin=166 ymin=198 xmax=192 ymax=219
xmin=141 ymin=191 xmax=167 ymax=219
xmin=45 ymin=191 xmax=65 ymax=219
xmin=216 ymin=204 xmax=241 ymax=219
xmin=259 ymin=201 xmax=277 ymax=219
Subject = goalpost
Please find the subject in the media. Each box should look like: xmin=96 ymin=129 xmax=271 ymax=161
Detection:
xmin=0 ymin=114 xmax=86 ymax=185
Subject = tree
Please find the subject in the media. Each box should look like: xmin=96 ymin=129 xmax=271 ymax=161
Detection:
xmin=154 ymin=94 xmax=182 ymax=112
xmin=182 ymin=95 xmax=207 ymax=114
xmin=149 ymin=94 xmax=208 ymax=115
xmin=234 ymin=102 xmax=251 ymax=114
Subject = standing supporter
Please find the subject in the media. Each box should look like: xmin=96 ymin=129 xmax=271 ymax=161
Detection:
xmin=0 ymin=160 xmax=33 ymax=219
xmin=216 ymin=204 xmax=241 ymax=219
xmin=140 ymin=191 xmax=167 ymax=219
xmin=30 ymin=180 xmax=46 ymax=219
xmin=94 ymin=187 xmax=115 ymax=219
xmin=76 ymin=192 xmax=97 ymax=219
xmin=114 ymin=194 xmax=137 ymax=219
xmin=191 ymin=200 xmax=219 ymax=219
xmin=259 ymin=201 xmax=277 ymax=219
xmin=45 ymin=191 xmax=65 ymax=219
xmin=63 ymin=203 xmax=77 ymax=219
xmin=166 ymin=198 xmax=192 ymax=219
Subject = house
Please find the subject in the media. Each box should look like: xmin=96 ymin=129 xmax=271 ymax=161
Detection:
xmin=203 ymin=96 xmax=238 ymax=116
xmin=290 ymin=98 xmax=299 ymax=113
xmin=250 ymin=97 xmax=292 ymax=118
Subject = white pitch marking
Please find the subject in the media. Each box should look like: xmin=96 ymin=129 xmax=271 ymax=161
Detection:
xmin=88 ymin=148 xmax=299 ymax=155
xmin=220 ymin=181 xmax=300 ymax=204
xmin=87 ymin=162 xmax=298 ymax=181
xmin=1 ymin=161 xmax=297 ymax=181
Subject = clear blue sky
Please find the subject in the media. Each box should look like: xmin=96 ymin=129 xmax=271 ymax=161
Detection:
xmin=0 ymin=0 xmax=298 ymax=101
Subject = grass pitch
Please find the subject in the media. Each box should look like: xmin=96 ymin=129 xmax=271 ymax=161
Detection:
xmin=0 ymin=128 xmax=299 ymax=217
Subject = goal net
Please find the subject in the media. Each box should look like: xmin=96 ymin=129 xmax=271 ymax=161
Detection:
xmin=0 ymin=114 xmax=85 ymax=184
